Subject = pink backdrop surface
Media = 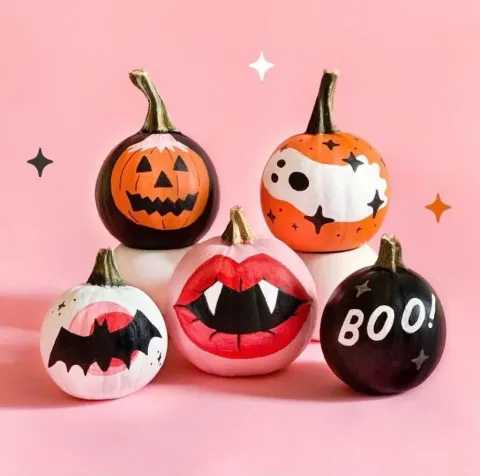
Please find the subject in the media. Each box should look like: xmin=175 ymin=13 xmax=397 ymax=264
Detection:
xmin=0 ymin=0 xmax=479 ymax=474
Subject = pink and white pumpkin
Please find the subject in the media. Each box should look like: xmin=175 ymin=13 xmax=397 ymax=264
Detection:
xmin=165 ymin=206 xmax=317 ymax=377
xmin=40 ymin=249 xmax=168 ymax=400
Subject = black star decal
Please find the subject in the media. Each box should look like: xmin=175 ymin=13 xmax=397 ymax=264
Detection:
xmin=322 ymin=140 xmax=340 ymax=151
xmin=27 ymin=148 xmax=53 ymax=177
xmin=57 ymin=301 xmax=66 ymax=311
xmin=292 ymin=223 xmax=298 ymax=230
xmin=266 ymin=209 xmax=276 ymax=223
xmin=367 ymin=190 xmax=385 ymax=219
xmin=342 ymin=152 xmax=363 ymax=172
xmin=304 ymin=205 xmax=335 ymax=234
xmin=356 ymin=227 xmax=362 ymax=233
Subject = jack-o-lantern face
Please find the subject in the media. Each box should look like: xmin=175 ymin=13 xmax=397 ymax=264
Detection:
xmin=260 ymin=70 xmax=390 ymax=253
xmin=96 ymin=69 xmax=219 ymax=250
xmin=111 ymin=133 xmax=210 ymax=231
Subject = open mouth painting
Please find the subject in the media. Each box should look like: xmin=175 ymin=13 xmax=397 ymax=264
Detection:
xmin=166 ymin=206 xmax=317 ymax=377
xmin=174 ymin=254 xmax=312 ymax=359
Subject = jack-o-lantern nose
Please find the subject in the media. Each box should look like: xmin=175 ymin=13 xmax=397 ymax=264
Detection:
xmin=155 ymin=171 xmax=173 ymax=188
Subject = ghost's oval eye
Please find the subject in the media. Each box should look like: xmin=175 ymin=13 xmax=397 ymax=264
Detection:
xmin=136 ymin=156 xmax=152 ymax=173
xmin=289 ymin=172 xmax=309 ymax=191
xmin=173 ymin=155 xmax=189 ymax=172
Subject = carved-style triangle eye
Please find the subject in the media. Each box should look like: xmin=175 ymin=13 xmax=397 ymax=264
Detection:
xmin=173 ymin=155 xmax=188 ymax=172
xmin=136 ymin=156 xmax=152 ymax=173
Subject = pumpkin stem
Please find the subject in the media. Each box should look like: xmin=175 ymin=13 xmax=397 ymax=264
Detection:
xmin=374 ymin=234 xmax=406 ymax=272
xmin=306 ymin=69 xmax=339 ymax=135
xmin=86 ymin=248 xmax=125 ymax=287
xmin=221 ymin=206 xmax=255 ymax=245
xmin=129 ymin=69 xmax=176 ymax=133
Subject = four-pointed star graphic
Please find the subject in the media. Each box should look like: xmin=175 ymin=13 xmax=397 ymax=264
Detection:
xmin=27 ymin=148 xmax=53 ymax=177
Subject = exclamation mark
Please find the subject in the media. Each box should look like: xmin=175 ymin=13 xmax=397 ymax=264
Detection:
xmin=428 ymin=293 xmax=436 ymax=328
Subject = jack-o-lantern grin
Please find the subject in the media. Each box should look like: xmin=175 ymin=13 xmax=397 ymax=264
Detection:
xmin=174 ymin=254 xmax=312 ymax=359
xmin=126 ymin=191 xmax=198 ymax=217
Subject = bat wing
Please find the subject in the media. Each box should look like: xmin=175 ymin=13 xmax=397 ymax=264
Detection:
xmin=48 ymin=327 xmax=95 ymax=376
xmin=112 ymin=310 xmax=162 ymax=367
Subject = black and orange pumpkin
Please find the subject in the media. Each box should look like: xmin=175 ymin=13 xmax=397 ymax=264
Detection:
xmin=260 ymin=69 xmax=390 ymax=253
xmin=96 ymin=69 xmax=219 ymax=250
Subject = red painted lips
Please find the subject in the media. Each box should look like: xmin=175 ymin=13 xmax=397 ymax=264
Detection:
xmin=174 ymin=253 xmax=311 ymax=359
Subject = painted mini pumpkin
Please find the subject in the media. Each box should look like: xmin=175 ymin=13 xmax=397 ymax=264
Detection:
xmin=40 ymin=249 xmax=168 ymax=400
xmin=166 ymin=206 xmax=317 ymax=377
xmin=261 ymin=70 xmax=390 ymax=252
xmin=96 ymin=69 xmax=219 ymax=250
xmin=320 ymin=234 xmax=446 ymax=395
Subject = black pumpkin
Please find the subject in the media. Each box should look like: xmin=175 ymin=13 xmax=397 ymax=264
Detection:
xmin=320 ymin=234 xmax=446 ymax=395
xmin=95 ymin=69 xmax=220 ymax=250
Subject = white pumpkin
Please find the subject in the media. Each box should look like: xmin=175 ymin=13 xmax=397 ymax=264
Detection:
xmin=40 ymin=248 xmax=168 ymax=400
xmin=114 ymin=244 xmax=191 ymax=315
xmin=298 ymin=244 xmax=377 ymax=341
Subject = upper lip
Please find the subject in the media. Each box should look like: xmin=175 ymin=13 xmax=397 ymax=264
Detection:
xmin=174 ymin=254 xmax=311 ymax=308
xmin=126 ymin=191 xmax=198 ymax=217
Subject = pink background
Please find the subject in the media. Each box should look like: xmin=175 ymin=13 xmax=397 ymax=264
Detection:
xmin=0 ymin=0 xmax=478 ymax=474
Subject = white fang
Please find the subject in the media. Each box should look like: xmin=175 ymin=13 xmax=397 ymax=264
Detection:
xmin=204 ymin=281 xmax=223 ymax=315
xmin=258 ymin=280 xmax=279 ymax=313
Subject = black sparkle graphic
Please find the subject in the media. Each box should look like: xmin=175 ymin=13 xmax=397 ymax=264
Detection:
xmin=322 ymin=140 xmax=340 ymax=151
xmin=267 ymin=209 xmax=276 ymax=223
xmin=342 ymin=152 xmax=363 ymax=172
xmin=367 ymin=190 xmax=384 ymax=218
xmin=356 ymin=227 xmax=362 ymax=233
xmin=58 ymin=301 xmax=66 ymax=311
xmin=27 ymin=148 xmax=53 ymax=177
xmin=292 ymin=223 xmax=298 ymax=230
xmin=304 ymin=205 xmax=335 ymax=234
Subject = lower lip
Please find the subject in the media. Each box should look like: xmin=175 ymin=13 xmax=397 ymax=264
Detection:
xmin=68 ymin=302 xmax=138 ymax=376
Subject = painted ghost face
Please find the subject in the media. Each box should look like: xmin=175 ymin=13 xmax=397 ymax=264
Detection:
xmin=40 ymin=285 xmax=167 ymax=400
xmin=261 ymin=134 xmax=390 ymax=252
xmin=166 ymin=237 xmax=317 ymax=376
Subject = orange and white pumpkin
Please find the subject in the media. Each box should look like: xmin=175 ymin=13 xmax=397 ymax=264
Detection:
xmin=261 ymin=70 xmax=390 ymax=253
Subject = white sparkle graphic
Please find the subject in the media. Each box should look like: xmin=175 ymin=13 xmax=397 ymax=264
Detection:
xmin=249 ymin=51 xmax=275 ymax=81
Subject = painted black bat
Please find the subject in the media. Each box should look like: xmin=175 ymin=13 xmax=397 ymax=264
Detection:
xmin=48 ymin=309 xmax=161 ymax=375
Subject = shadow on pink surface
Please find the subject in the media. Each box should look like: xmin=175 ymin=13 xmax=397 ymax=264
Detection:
xmin=155 ymin=344 xmax=384 ymax=403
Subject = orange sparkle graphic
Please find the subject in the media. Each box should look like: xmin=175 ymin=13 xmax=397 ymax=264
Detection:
xmin=425 ymin=193 xmax=451 ymax=223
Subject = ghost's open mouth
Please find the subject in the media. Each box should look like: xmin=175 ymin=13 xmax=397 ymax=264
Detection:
xmin=127 ymin=191 xmax=198 ymax=217
xmin=174 ymin=254 xmax=311 ymax=359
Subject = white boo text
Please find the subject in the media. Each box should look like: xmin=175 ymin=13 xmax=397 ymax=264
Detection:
xmin=337 ymin=294 xmax=436 ymax=347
